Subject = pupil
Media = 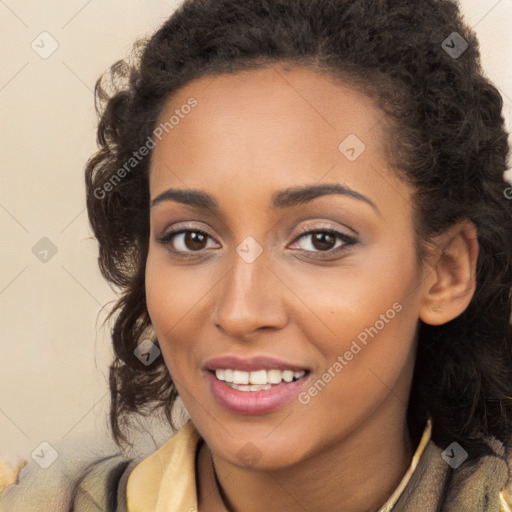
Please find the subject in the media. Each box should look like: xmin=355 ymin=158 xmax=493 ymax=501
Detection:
xmin=312 ymin=233 xmax=335 ymax=251
xmin=185 ymin=232 xmax=206 ymax=250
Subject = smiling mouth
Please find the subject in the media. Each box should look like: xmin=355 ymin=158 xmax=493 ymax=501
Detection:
xmin=211 ymin=368 xmax=309 ymax=392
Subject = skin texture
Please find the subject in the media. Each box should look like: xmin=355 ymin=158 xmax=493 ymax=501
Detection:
xmin=145 ymin=65 xmax=478 ymax=512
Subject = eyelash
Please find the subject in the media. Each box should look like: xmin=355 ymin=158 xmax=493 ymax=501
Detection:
xmin=156 ymin=224 xmax=358 ymax=259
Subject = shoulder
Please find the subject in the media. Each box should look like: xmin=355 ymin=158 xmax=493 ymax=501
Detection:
xmin=0 ymin=442 xmax=140 ymax=512
xmin=70 ymin=454 xmax=141 ymax=512
xmin=440 ymin=433 xmax=512 ymax=511
xmin=501 ymin=438 xmax=512 ymax=511
xmin=393 ymin=421 xmax=512 ymax=511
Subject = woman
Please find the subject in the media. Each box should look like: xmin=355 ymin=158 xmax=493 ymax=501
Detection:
xmin=2 ymin=0 xmax=512 ymax=510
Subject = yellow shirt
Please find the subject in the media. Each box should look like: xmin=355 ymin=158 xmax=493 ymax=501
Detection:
xmin=126 ymin=420 xmax=432 ymax=512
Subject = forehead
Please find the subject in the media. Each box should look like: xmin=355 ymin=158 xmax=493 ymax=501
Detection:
xmin=149 ymin=64 xmax=408 ymax=216
xmin=153 ymin=64 xmax=386 ymax=161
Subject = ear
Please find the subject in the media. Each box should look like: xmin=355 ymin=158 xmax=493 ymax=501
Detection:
xmin=419 ymin=220 xmax=479 ymax=326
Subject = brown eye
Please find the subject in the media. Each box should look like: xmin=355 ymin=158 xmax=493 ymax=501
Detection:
xmin=158 ymin=229 xmax=220 ymax=254
xmin=183 ymin=231 xmax=208 ymax=251
xmin=310 ymin=232 xmax=337 ymax=251
xmin=289 ymin=228 xmax=357 ymax=256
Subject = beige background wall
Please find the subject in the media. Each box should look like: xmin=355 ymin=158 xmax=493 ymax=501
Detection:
xmin=1 ymin=0 xmax=511 ymax=464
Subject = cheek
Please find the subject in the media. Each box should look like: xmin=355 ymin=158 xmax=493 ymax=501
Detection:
xmin=286 ymin=244 xmax=421 ymax=418
xmin=145 ymin=248 xmax=228 ymax=385
xmin=293 ymin=283 xmax=419 ymax=438
xmin=145 ymin=252 xmax=201 ymax=368
xmin=284 ymin=242 xmax=419 ymax=351
xmin=145 ymin=246 xmax=215 ymax=325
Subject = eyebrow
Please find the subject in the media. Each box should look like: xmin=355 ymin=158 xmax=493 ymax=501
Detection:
xmin=150 ymin=183 xmax=380 ymax=214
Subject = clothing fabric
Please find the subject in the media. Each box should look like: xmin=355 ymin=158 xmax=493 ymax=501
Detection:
xmin=125 ymin=419 xmax=512 ymax=512
xmin=0 ymin=450 xmax=138 ymax=512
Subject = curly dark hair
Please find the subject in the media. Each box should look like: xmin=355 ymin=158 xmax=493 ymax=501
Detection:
xmin=85 ymin=0 xmax=512 ymax=452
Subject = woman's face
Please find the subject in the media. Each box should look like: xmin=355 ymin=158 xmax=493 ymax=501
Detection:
xmin=146 ymin=65 xmax=428 ymax=469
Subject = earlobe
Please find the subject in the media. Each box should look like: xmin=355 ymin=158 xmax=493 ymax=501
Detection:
xmin=419 ymin=220 xmax=479 ymax=326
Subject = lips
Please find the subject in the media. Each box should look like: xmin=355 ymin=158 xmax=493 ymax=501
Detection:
xmin=204 ymin=355 xmax=311 ymax=414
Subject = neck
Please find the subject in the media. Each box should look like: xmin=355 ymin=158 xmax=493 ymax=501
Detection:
xmin=199 ymin=403 xmax=416 ymax=512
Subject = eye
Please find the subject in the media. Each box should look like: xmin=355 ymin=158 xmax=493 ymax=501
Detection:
xmin=156 ymin=225 xmax=357 ymax=257
xmin=157 ymin=228 xmax=220 ymax=254
xmin=289 ymin=227 xmax=357 ymax=255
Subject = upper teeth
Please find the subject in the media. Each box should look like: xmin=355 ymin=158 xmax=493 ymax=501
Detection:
xmin=215 ymin=369 xmax=306 ymax=385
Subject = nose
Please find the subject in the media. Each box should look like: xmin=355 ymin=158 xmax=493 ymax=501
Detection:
xmin=212 ymin=252 xmax=289 ymax=340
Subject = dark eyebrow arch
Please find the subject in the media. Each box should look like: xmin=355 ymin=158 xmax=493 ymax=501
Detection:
xmin=270 ymin=183 xmax=379 ymax=214
xmin=151 ymin=189 xmax=218 ymax=209
xmin=151 ymin=183 xmax=379 ymax=215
